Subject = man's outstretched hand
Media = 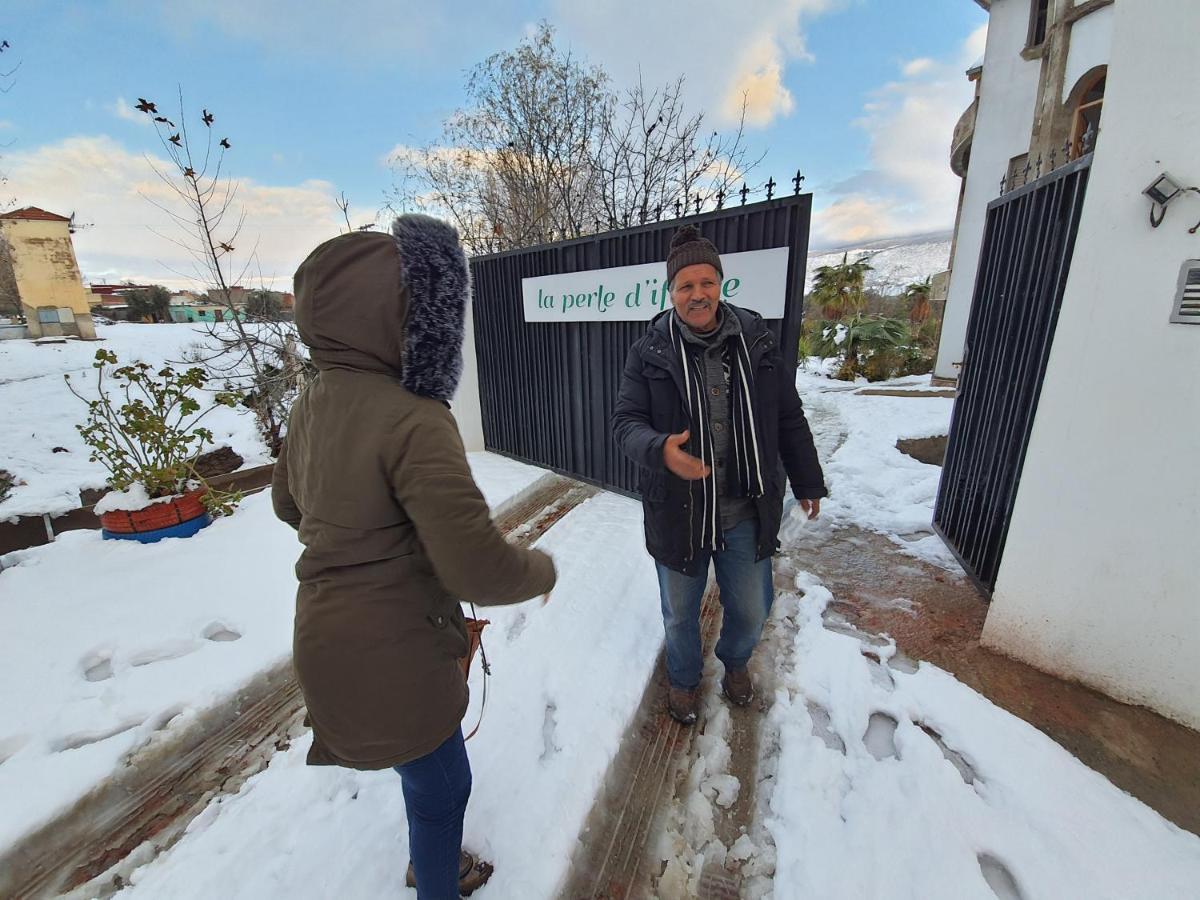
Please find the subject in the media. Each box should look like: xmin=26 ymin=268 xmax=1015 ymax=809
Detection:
xmin=799 ymin=498 xmax=821 ymax=519
xmin=663 ymin=430 xmax=711 ymax=481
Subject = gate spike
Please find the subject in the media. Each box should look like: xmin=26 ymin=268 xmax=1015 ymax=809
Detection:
xmin=766 ymin=176 xmax=777 ymax=200
xmin=694 ymin=195 xmax=703 ymax=215
xmin=1035 ymin=153 xmax=1043 ymax=177
xmin=716 ymin=189 xmax=725 ymax=209
xmin=654 ymin=204 xmax=662 ymax=222
xmin=793 ymin=170 xmax=805 ymax=194
xmin=1000 ymin=174 xmax=1007 ymax=195
xmin=674 ymin=199 xmax=682 ymax=218
xmin=739 ymin=183 xmax=750 ymax=205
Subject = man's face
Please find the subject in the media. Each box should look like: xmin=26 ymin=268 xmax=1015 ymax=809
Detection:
xmin=670 ymin=263 xmax=722 ymax=333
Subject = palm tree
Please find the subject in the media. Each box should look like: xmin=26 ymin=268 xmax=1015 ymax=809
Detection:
xmin=811 ymin=252 xmax=872 ymax=321
xmin=904 ymin=277 xmax=932 ymax=325
xmin=837 ymin=313 xmax=912 ymax=380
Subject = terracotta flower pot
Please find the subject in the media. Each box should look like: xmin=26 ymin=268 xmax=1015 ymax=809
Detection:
xmin=100 ymin=488 xmax=212 ymax=542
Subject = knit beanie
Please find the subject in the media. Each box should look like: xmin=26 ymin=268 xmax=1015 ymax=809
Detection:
xmin=666 ymin=224 xmax=723 ymax=286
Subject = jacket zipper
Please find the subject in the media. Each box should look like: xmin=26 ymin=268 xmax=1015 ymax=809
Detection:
xmin=686 ymin=481 xmax=694 ymax=562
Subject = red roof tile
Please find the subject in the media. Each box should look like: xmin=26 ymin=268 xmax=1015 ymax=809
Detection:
xmin=0 ymin=206 xmax=73 ymax=223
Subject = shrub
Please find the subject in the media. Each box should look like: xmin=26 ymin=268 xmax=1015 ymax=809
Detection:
xmin=65 ymin=349 xmax=242 ymax=514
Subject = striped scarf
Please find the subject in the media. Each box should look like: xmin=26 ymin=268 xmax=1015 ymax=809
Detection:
xmin=668 ymin=313 xmax=765 ymax=555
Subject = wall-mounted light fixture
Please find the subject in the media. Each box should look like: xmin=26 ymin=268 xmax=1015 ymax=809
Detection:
xmin=1143 ymin=171 xmax=1200 ymax=232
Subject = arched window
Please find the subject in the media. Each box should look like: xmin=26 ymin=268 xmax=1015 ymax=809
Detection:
xmin=1071 ymin=71 xmax=1105 ymax=158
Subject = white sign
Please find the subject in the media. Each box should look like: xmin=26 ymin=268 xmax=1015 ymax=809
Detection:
xmin=520 ymin=247 xmax=791 ymax=322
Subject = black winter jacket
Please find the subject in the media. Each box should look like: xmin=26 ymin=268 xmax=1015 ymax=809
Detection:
xmin=612 ymin=304 xmax=827 ymax=575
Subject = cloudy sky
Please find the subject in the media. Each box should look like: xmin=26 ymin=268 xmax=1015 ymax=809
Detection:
xmin=2 ymin=0 xmax=986 ymax=290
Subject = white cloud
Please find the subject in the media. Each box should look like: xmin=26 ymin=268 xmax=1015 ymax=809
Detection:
xmin=384 ymin=143 xmax=495 ymax=173
xmin=902 ymin=58 xmax=935 ymax=77
xmin=962 ymin=22 xmax=988 ymax=67
xmin=110 ymin=97 xmax=151 ymax=126
xmin=5 ymin=135 xmax=352 ymax=290
xmin=722 ymin=37 xmax=796 ymax=127
xmin=553 ymin=0 xmax=838 ymax=129
xmin=812 ymin=23 xmax=987 ymax=248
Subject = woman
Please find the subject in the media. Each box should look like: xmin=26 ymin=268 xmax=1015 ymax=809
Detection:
xmin=272 ymin=216 xmax=556 ymax=898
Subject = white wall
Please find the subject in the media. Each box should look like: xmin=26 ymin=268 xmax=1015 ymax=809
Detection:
xmin=984 ymin=0 xmax=1200 ymax=729
xmin=935 ymin=0 xmax=1042 ymax=379
xmin=451 ymin=301 xmax=486 ymax=452
xmin=1062 ymin=3 xmax=1113 ymax=103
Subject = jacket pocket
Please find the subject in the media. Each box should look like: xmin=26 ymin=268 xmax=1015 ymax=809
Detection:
xmin=639 ymin=471 xmax=668 ymax=502
xmin=427 ymin=594 xmax=470 ymax=660
xmin=641 ymin=364 xmax=685 ymax=429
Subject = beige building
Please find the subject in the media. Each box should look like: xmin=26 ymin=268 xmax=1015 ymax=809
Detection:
xmin=0 ymin=207 xmax=97 ymax=340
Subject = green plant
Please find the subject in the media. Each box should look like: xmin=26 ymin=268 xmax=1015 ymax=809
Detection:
xmin=814 ymin=314 xmax=915 ymax=381
xmin=810 ymin=319 xmax=847 ymax=360
xmin=796 ymin=332 xmax=814 ymax=368
xmin=0 ymin=469 xmax=13 ymax=505
xmin=903 ymin=277 xmax=933 ymax=325
xmin=245 ymin=289 xmax=283 ymax=321
xmin=65 ymin=349 xmax=242 ymax=515
xmin=125 ymin=285 xmax=172 ymax=323
xmin=810 ymin=253 xmax=873 ymax=321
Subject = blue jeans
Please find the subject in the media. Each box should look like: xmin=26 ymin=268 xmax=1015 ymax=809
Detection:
xmin=656 ymin=519 xmax=775 ymax=690
xmin=394 ymin=728 xmax=472 ymax=899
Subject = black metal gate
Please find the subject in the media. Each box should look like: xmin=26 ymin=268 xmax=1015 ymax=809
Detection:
xmin=934 ymin=154 xmax=1092 ymax=593
xmin=469 ymin=195 xmax=812 ymax=495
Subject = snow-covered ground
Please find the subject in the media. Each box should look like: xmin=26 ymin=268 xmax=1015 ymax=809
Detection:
xmin=115 ymin=490 xmax=661 ymax=900
xmin=756 ymin=570 xmax=1200 ymax=899
xmin=5 ymin=346 xmax=1200 ymax=900
xmin=0 ymin=323 xmax=273 ymax=521
xmin=794 ymin=368 xmax=959 ymax=570
xmin=0 ymin=452 xmax=547 ymax=858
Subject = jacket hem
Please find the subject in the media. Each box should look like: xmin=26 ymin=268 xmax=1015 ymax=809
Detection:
xmin=305 ymin=699 xmax=469 ymax=770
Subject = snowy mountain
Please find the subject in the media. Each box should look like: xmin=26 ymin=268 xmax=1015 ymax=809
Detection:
xmin=805 ymin=231 xmax=953 ymax=296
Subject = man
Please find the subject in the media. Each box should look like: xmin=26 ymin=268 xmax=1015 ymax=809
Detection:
xmin=612 ymin=224 xmax=826 ymax=725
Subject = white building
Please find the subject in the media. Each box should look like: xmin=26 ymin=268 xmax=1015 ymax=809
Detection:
xmin=938 ymin=0 xmax=1200 ymax=729
xmin=939 ymin=0 xmax=1113 ymax=381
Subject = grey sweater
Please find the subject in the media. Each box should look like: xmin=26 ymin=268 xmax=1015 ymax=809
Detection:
xmin=676 ymin=306 xmax=756 ymax=532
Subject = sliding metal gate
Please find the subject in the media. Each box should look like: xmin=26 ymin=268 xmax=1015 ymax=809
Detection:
xmin=470 ymin=195 xmax=812 ymax=496
xmin=934 ymin=154 xmax=1092 ymax=594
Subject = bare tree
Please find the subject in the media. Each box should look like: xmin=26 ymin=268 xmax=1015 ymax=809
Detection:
xmin=0 ymin=35 xmax=18 ymax=95
xmin=0 ymin=230 xmax=19 ymax=318
xmin=389 ymin=22 xmax=760 ymax=255
xmin=0 ymin=37 xmax=20 ymax=304
xmin=335 ymin=190 xmax=379 ymax=235
xmin=134 ymin=92 xmax=309 ymax=455
xmin=1 ymin=36 xmax=22 ymax=211
xmin=594 ymin=77 xmax=760 ymax=227
xmin=335 ymin=191 xmax=353 ymax=233
xmin=390 ymin=22 xmax=606 ymax=253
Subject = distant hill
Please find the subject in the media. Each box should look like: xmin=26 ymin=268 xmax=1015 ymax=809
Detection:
xmin=805 ymin=231 xmax=952 ymax=296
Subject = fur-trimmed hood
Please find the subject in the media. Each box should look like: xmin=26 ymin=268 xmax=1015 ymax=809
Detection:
xmin=293 ymin=215 xmax=469 ymax=401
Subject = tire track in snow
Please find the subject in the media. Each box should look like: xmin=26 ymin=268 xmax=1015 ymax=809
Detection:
xmin=1 ymin=475 xmax=593 ymax=900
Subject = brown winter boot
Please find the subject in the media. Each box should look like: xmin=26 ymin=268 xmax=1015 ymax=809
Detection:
xmin=667 ymin=685 xmax=699 ymax=725
xmin=405 ymin=850 xmax=494 ymax=896
xmin=721 ymin=667 xmax=754 ymax=707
